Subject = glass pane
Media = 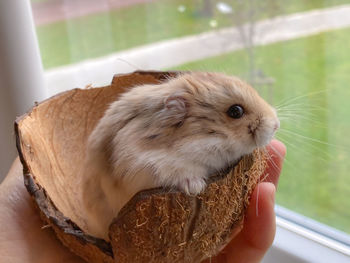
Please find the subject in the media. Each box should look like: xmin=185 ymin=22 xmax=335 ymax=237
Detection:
xmin=31 ymin=0 xmax=350 ymax=235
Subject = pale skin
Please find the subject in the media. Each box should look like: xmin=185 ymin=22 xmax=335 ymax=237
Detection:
xmin=0 ymin=140 xmax=285 ymax=263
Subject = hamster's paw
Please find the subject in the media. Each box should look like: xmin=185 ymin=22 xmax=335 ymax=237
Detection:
xmin=180 ymin=177 xmax=207 ymax=195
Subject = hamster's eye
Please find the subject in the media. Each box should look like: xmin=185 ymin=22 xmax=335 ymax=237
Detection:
xmin=227 ymin=105 xmax=244 ymax=119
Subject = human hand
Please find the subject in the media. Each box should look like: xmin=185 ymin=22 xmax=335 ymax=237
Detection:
xmin=202 ymin=139 xmax=286 ymax=263
xmin=0 ymin=140 xmax=285 ymax=263
xmin=0 ymin=157 xmax=85 ymax=263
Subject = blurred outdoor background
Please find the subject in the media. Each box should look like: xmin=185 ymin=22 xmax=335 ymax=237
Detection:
xmin=30 ymin=0 xmax=350 ymax=236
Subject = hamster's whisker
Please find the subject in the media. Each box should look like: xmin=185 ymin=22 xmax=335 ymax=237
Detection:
xmin=278 ymin=111 xmax=326 ymax=121
xmin=277 ymin=104 xmax=328 ymax=118
xmin=277 ymin=101 xmax=328 ymax=111
xmin=275 ymin=134 xmax=322 ymax=164
xmin=278 ymin=128 xmax=344 ymax=150
xmin=266 ymin=144 xmax=284 ymax=168
xmin=277 ymin=109 xmax=327 ymax=117
xmin=277 ymin=105 xmax=328 ymax=113
xmin=278 ymin=112 xmax=319 ymax=120
xmin=262 ymin=145 xmax=286 ymax=177
xmin=277 ymin=107 xmax=328 ymax=118
xmin=277 ymin=114 xmax=327 ymax=128
xmin=277 ymin=115 xmax=328 ymax=130
xmin=115 ymin=58 xmax=140 ymax=70
xmin=277 ymin=109 xmax=321 ymax=115
xmin=274 ymin=133 xmax=332 ymax=166
xmin=276 ymin=133 xmax=331 ymax=162
xmin=276 ymin=89 xmax=328 ymax=109
xmin=277 ymin=131 xmax=331 ymax=158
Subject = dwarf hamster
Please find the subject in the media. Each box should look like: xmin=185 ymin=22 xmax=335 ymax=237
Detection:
xmin=81 ymin=72 xmax=280 ymax=240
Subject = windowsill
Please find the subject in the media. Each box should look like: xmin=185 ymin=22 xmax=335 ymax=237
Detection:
xmin=263 ymin=206 xmax=350 ymax=263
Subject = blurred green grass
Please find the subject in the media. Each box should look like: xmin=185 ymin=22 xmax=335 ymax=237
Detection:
xmin=34 ymin=0 xmax=350 ymax=69
xmin=172 ymin=27 xmax=350 ymax=233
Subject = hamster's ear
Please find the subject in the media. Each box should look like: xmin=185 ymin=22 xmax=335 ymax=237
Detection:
xmin=164 ymin=95 xmax=188 ymax=112
xmin=161 ymin=94 xmax=188 ymax=126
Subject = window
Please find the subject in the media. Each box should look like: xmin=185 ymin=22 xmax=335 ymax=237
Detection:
xmin=10 ymin=0 xmax=350 ymax=261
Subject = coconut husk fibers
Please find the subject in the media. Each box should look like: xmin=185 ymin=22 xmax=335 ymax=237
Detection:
xmin=15 ymin=71 xmax=267 ymax=263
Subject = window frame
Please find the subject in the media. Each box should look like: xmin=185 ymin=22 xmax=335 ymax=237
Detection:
xmin=263 ymin=206 xmax=350 ymax=262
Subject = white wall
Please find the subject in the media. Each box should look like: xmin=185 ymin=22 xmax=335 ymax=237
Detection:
xmin=0 ymin=0 xmax=46 ymax=181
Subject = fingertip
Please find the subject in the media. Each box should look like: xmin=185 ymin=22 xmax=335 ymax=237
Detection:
xmin=243 ymin=182 xmax=276 ymax=250
xmin=264 ymin=140 xmax=286 ymax=186
xmin=222 ymin=183 xmax=277 ymax=263
xmin=270 ymin=139 xmax=286 ymax=158
xmin=262 ymin=182 xmax=276 ymax=204
xmin=250 ymin=182 xmax=276 ymax=216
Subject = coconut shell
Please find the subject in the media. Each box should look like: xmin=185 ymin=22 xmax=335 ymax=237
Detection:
xmin=15 ymin=71 xmax=267 ymax=263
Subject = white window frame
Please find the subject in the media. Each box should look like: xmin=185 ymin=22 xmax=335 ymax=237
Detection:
xmin=262 ymin=206 xmax=350 ymax=263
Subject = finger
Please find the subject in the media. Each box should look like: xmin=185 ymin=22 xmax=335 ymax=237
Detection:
xmin=224 ymin=182 xmax=276 ymax=263
xmin=263 ymin=139 xmax=286 ymax=187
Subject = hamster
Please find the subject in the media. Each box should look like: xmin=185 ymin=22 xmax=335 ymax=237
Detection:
xmin=81 ymin=72 xmax=280 ymax=240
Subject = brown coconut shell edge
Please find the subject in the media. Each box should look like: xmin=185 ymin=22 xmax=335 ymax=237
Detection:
xmin=15 ymin=71 xmax=267 ymax=263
